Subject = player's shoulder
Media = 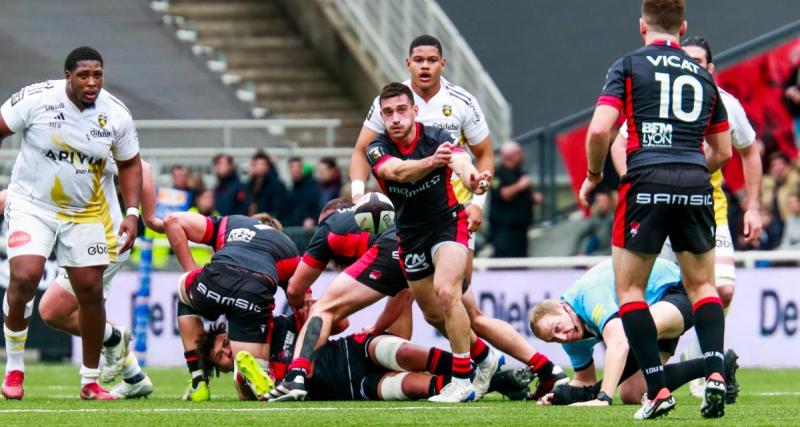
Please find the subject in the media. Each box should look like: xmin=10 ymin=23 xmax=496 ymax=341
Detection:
xmin=97 ymin=89 xmax=133 ymax=120
xmin=420 ymin=123 xmax=451 ymax=144
xmin=442 ymin=78 xmax=477 ymax=107
xmin=325 ymin=208 xmax=358 ymax=231
xmin=7 ymin=79 xmax=60 ymax=107
xmin=718 ymin=88 xmax=745 ymax=111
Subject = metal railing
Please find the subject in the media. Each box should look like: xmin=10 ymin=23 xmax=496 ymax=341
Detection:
xmin=517 ymin=20 xmax=800 ymax=224
xmin=329 ymin=0 xmax=512 ymax=145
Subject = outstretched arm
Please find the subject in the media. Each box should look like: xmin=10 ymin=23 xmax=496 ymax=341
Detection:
xmin=450 ymin=151 xmax=492 ymax=195
xmin=373 ymin=143 xmax=454 ymax=183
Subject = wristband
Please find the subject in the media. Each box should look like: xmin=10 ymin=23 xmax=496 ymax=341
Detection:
xmin=597 ymin=390 xmax=613 ymax=405
xmin=351 ymin=180 xmax=366 ymax=198
xmin=471 ymin=192 xmax=487 ymax=209
xmin=126 ymin=207 xmax=140 ymax=218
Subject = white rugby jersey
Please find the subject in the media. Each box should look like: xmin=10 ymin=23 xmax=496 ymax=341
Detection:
xmin=0 ymin=79 xmax=139 ymax=223
xmin=364 ymin=77 xmax=490 ymax=146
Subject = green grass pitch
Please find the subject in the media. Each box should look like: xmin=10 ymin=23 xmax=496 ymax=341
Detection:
xmin=0 ymin=364 xmax=797 ymax=426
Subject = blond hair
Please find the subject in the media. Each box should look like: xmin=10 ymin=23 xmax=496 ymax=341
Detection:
xmin=529 ymin=299 xmax=562 ymax=340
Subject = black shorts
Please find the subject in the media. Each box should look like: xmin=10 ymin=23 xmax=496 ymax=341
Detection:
xmin=343 ymin=234 xmax=407 ymax=296
xmin=309 ymin=334 xmax=387 ymax=401
xmin=184 ymin=262 xmax=277 ymax=343
xmin=613 ymin=165 xmax=715 ymax=255
xmin=397 ymin=208 xmax=469 ymax=281
xmin=656 ymin=283 xmax=694 ymax=355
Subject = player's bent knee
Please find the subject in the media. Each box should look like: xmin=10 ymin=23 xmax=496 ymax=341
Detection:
xmin=373 ymin=336 xmax=407 ymax=371
xmin=379 ymin=372 xmax=410 ymax=401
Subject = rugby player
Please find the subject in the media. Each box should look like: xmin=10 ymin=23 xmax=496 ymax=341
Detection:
xmin=0 ymin=161 xmax=159 ymax=398
xmin=163 ymin=211 xmax=299 ymax=401
xmin=364 ymin=82 xmax=492 ymax=402
xmin=0 ymin=47 xmax=142 ymax=400
xmin=579 ymin=0 xmax=733 ymax=418
xmin=199 ymin=313 xmax=532 ymax=402
xmin=611 ymin=36 xmax=762 ymax=401
xmin=530 ymin=259 xmax=737 ymax=407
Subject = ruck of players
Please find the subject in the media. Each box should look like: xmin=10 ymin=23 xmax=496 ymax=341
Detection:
xmin=0 ymin=0 xmax=765 ymax=421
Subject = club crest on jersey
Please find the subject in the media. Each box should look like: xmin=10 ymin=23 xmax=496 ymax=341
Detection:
xmin=442 ymin=104 xmax=452 ymax=117
xmin=630 ymin=222 xmax=640 ymax=238
xmin=98 ymin=113 xmax=108 ymax=127
xmin=367 ymin=145 xmax=385 ymax=165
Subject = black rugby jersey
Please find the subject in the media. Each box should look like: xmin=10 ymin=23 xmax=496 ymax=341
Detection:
xmin=201 ymin=215 xmax=299 ymax=287
xmin=366 ymin=123 xmax=463 ymax=234
xmin=598 ymin=40 xmax=729 ymax=172
xmin=302 ymin=208 xmax=376 ymax=269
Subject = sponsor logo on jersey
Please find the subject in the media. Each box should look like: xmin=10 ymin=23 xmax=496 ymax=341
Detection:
xmin=388 ymin=174 xmax=441 ymax=198
xmin=630 ymin=222 xmax=640 ymax=238
xmin=45 ymin=103 xmax=64 ymax=111
xmin=366 ymin=145 xmax=385 ymax=165
xmin=7 ymin=231 xmax=31 ymax=248
xmin=635 ymin=193 xmax=713 ymax=206
xmin=50 ymin=112 xmax=66 ymax=129
xmin=45 ymin=149 xmax=105 ymax=167
xmin=228 ymin=227 xmax=256 ymax=243
xmin=10 ymin=90 xmax=24 ymax=106
xmin=85 ymin=128 xmax=112 ymax=141
xmin=641 ymin=122 xmax=673 ymax=147
xmin=646 ymin=55 xmax=700 ymax=74
xmin=403 ymin=253 xmax=430 ymax=273
xmin=196 ymin=282 xmax=262 ymax=312
xmin=442 ymin=104 xmax=452 ymax=117
xmin=430 ymin=121 xmax=459 ymax=131
xmin=98 ymin=113 xmax=108 ymax=127
xmin=87 ymin=242 xmax=109 ymax=256
xmin=369 ymin=270 xmax=382 ymax=281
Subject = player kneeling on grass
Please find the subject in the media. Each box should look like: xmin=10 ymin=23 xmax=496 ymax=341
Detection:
xmin=164 ymin=211 xmax=299 ymax=401
xmin=531 ymin=258 xmax=738 ymax=409
xmin=197 ymin=310 xmax=533 ymax=402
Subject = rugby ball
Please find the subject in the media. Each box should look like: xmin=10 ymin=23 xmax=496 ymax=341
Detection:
xmin=354 ymin=192 xmax=395 ymax=234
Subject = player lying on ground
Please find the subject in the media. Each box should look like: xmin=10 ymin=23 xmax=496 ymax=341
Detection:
xmin=274 ymin=198 xmax=565 ymax=401
xmin=163 ymin=210 xmax=299 ymax=401
xmin=198 ymin=311 xmax=533 ymax=402
xmin=531 ymin=258 xmax=738 ymax=407
xmin=0 ymin=46 xmax=142 ymax=400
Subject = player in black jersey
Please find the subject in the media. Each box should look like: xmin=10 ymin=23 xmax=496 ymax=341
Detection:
xmin=578 ymin=0 xmax=732 ymax=420
xmin=365 ymin=82 xmax=492 ymax=403
xmin=198 ymin=312 xmax=532 ymax=402
xmin=163 ymin=211 xmax=300 ymax=401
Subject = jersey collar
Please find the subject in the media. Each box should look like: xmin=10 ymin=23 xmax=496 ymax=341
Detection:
xmin=649 ymin=39 xmax=682 ymax=49
xmin=391 ymin=123 xmax=422 ymax=156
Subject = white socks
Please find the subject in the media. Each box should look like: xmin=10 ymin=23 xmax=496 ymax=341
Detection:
xmin=4 ymin=326 xmax=27 ymax=373
xmin=80 ymin=366 xmax=100 ymax=386
xmin=103 ymin=323 xmax=114 ymax=342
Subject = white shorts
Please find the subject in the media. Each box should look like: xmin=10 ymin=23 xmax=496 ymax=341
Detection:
xmin=659 ymin=225 xmax=735 ymax=288
xmin=55 ymin=261 xmax=123 ymax=299
xmin=5 ymin=199 xmax=112 ymax=267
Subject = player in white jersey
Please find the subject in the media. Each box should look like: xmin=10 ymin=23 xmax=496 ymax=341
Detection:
xmin=610 ymin=36 xmax=763 ymax=403
xmin=0 ymin=47 xmax=142 ymax=400
xmin=350 ymin=35 xmax=567 ymax=397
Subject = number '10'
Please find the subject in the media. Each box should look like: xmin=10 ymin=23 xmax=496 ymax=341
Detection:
xmin=654 ymin=72 xmax=703 ymax=122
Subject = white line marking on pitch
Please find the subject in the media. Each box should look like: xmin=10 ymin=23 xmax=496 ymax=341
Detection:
xmin=0 ymin=406 xmax=490 ymax=414
xmin=752 ymin=392 xmax=800 ymax=396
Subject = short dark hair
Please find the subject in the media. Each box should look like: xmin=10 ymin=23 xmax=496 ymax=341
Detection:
xmin=196 ymin=322 xmax=227 ymax=379
xmin=642 ymin=0 xmax=685 ymax=34
xmin=768 ymin=151 xmax=790 ymax=166
xmin=213 ymin=153 xmax=234 ymax=165
xmin=171 ymin=164 xmax=187 ymax=173
xmin=379 ymin=82 xmax=414 ymax=106
xmin=319 ymin=156 xmax=337 ymax=169
xmin=288 ymin=156 xmax=302 ymax=164
xmin=251 ymin=150 xmax=269 ymax=162
xmin=319 ymin=198 xmax=353 ymax=223
xmin=64 ymin=46 xmax=103 ymax=72
xmin=409 ymin=34 xmax=443 ymax=57
xmin=683 ymin=36 xmax=713 ymax=64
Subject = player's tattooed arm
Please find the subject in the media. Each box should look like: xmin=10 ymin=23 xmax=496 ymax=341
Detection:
xmin=164 ymin=211 xmax=210 ymax=271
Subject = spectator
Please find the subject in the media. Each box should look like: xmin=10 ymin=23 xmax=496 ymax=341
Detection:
xmin=780 ymin=193 xmax=800 ymax=249
xmin=317 ymin=157 xmax=343 ymax=207
xmin=572 ymin=191 xmax=614 ymax=255
xmin=246 ymin=150 xmax=287 ymax=218
xmin=489 ymin=141 xmax=538 ymax=257
xmin=761 ymin=151 xmax=800 ymax=233
xmin=285 ymin=157 xmax=321 ymax=229
xmin=192 ymin=189 xmax=218 ymax=217
xmin=783 ymin=63 xmax=800 ymax=146
xmin=755 ymin=206 xmax=783 ymax=250
xmin=212 ymin=153 xmax=248 ymax=216
xmin=171 ymin=165 xmax=191 ymax=192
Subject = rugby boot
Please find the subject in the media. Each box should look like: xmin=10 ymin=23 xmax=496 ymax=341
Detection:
xmin=488 ymin=366 xmax=534 ymax=400
xmin=531 ymin=364 xmax=569 ymax=400
xmin=80 ymin=382 xmax=117 ymax=400
xmin=1 ymin=370 xmax=24 ymax=400
xmin=268 ymin=373 xmax=308 ymax=402
xmin=428 ymin=380 xmax=476 ymax=403
xmin=472 ymin=351 xmax=504 ymax=400
xmin=182 ymin=379 xmax=210 ymax=401
xmin=633 ymin=388 xmax=676 ymax=420
xmin=101 ymin=326 xmax=131 ymax=383
xmin=701 ymin=372 xmax=726 ymax=419
xmin=723 ymin=349 xmax=740 ymax=404
xmin=110 ymin=374 xmax=154 ymax=399
xmin=235 ymin=351 xmax=274 ymax=399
